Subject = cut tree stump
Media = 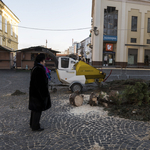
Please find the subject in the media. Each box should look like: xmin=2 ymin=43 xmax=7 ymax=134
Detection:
xmin=69 ymin=91 xmax=84 ymax=106
xmin=88 ymin=92 xmax=98 ymax=106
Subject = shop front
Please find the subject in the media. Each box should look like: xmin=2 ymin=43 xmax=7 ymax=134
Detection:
xmin=102 ymin=6 xmax=118 ymax=67
xmin=103 ymin=51 xmax=115 ymax=66
xmin=144 ymin=49 xmax=150 ymax=66
xmin=103 ymin=36 xmax=117 ymax=67
xmin=16 ymin=46 xmax=60 ymax=70
xmin=128 ymin=49 xmax=138 ymax=66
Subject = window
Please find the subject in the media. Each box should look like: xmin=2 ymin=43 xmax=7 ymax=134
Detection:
xmin=131 ymin=16 xmax=137 ymax=32
xmin=45 ymin=54 xmax=53 ymax=61
xmin=11 ymin=24 xmax=13 ymax=36
xmin=147 ymin=39 xmax=150 ymax=44
xmin=131 ymin=38 xmax=136 ymax=43
xmin=15 ymin=26 xmax=16 ymax=37
xmin=104 ymin=7 xmax=118 ymax=36
xmin=145 ymin=50 xmax=150 ymax=66
xmin=5 ymin=19 xmax=7 ymax=33
xmin=0 ymin=15 xmax=2 ymax=30
xmin=147 ymin=18 xmax=150 ymax=33
xmin=31 ymin=53 xmax=38 ymax=61
xmin=61 ymin=58 xmax=69 ymax=68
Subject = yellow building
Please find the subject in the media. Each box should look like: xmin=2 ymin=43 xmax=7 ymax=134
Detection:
xmin=91 ymin=0 xmax=150 ymax=68
xmin=0 ymin=1 xmax=20 ymax=69
xmin=0 ymin=1 xmax=20 ymax=50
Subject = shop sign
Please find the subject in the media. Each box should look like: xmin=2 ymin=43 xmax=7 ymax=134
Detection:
xmin=103 ymin=35 xmax=117 ymax=41
xmin=106 ymin=44 xmax=113 ymax=51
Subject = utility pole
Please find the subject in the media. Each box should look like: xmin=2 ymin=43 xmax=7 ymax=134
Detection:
xmin=46 ymin=39 xmax=47 ymax=48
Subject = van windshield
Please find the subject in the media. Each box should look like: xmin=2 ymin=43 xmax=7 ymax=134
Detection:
xmin=61 ymin=58 xmax=69 ymax=68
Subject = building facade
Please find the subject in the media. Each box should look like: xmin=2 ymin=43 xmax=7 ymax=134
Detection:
xmin=91 ymin=0 xmax=150 ymax=68
xmin=68 ymin=42 xmax=80 ymax=55
xmin=66 ymin=38 xmax=92 ymax=62
xmin=0 ymin=1 xmax=20 ymax=69
xmin=77 ymin=37 xmax=92 ymax=63
xmin=0 ymin=1 xmax=20 ymax=51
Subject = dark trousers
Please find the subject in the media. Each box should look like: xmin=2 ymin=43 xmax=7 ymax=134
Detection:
xmin=30 ymin=111 xmax=42 ymax=130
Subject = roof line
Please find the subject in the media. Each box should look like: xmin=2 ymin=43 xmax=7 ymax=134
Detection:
xmin=17 ymin=46 xmax=61 ymax=53
xmin=0 ymin=0 xmax=20 ymax=22
xmin=0 ymin=45 xmax=12 ymax=51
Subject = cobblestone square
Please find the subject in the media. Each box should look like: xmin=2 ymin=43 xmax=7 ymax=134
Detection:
xmin=0 ymin=70 xmax=150 ymax=150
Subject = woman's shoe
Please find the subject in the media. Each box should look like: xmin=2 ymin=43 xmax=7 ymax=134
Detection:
xmin=32 ymin=128 xmax=44 ymax=131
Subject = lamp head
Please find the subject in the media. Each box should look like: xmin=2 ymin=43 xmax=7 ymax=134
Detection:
xmin=93 ymin=27 xmax=99 ymax=36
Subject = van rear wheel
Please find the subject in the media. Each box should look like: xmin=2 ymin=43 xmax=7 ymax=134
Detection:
xmin=71 ymin=83 xmax=82 ymax=93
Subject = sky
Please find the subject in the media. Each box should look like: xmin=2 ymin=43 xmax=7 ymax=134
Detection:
xmin=3 ymin=0 xmax=92 ymax=52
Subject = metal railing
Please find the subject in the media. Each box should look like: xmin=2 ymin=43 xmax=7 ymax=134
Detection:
xmin=100 ymin=65 xmax=150 ymax=81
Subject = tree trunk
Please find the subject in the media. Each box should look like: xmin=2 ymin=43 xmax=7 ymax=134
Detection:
xmin=88 ymin=92 xmax=98 ymax=106
xmin=69 ymin=91 xmax=84 ymax=106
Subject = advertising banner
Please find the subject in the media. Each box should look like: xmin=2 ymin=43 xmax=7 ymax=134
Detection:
xmin=106 ymin=44 xmax=113 ymax=51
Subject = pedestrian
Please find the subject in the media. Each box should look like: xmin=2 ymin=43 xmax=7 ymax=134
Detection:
xmin=81 ymin=56 xmax=86 ymax=62
xmin=29 ymin=53 xmax=51 ymax=131
xmin=44 ymin=65 xmax=51 ymax=81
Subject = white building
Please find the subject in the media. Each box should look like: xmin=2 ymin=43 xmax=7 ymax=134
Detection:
xmin=69 ymin=46 xmax=73 ymax=54
xmin=78 ymin=37 xmax=92 ymax=63
xmin=68 ymin=42 xmax=80 ymax=54
xmin=66 ymin=37 xmax=92 ymax=62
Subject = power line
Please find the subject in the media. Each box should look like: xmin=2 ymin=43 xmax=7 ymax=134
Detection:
xmin=12 ymin=24 xmax=150 ymax=32
xmin=0 ymin=21 xmax=149 ymax=32
xmin=18 ymin=26 xmax=91 ymax=31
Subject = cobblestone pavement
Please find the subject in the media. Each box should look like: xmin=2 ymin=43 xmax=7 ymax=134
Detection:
xmin=1 ymin=70 xmax=150 ymax=150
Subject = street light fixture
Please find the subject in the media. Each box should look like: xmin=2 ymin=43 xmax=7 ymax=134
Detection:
xmin=93 ymin=27 xmax=99 ymax=36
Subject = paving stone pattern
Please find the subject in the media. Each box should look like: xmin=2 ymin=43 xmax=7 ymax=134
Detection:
xmin=0 ymin=70 xmax=150 ymax=150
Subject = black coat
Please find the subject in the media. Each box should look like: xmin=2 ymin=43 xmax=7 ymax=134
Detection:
xmin=29 ymin=63 xmax=51 ymax=112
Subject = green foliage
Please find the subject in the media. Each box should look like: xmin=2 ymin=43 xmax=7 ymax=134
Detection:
xmin=122 ymin=82 xmax=150 ymax=106
xmin=108 ymin=91 xmax=122 ymax=105
xmin=102 ymin=80 xmax=150 ymax=121
xmin=105 ymin=104 xmax=150 ymax=121
xmin=98 ymin=92 xmax=106 ymax=99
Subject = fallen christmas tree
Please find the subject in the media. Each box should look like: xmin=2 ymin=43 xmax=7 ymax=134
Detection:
xmin=101 ymin=82 xmax=150 ymax=121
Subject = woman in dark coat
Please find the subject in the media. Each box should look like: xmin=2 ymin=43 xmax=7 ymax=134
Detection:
xmin=29 ymin=53 xmax=51 ymax=131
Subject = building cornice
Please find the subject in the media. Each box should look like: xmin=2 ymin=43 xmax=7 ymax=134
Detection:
xmin=0 ymin=34 xmax=18 ymax=44
xmin=110 ymin=0 xmax=150 ymax=5
xmin=0 ymin=1 xmax=20 ymax=23
xmin=0 ymin=3 xmax=4 ymax=9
